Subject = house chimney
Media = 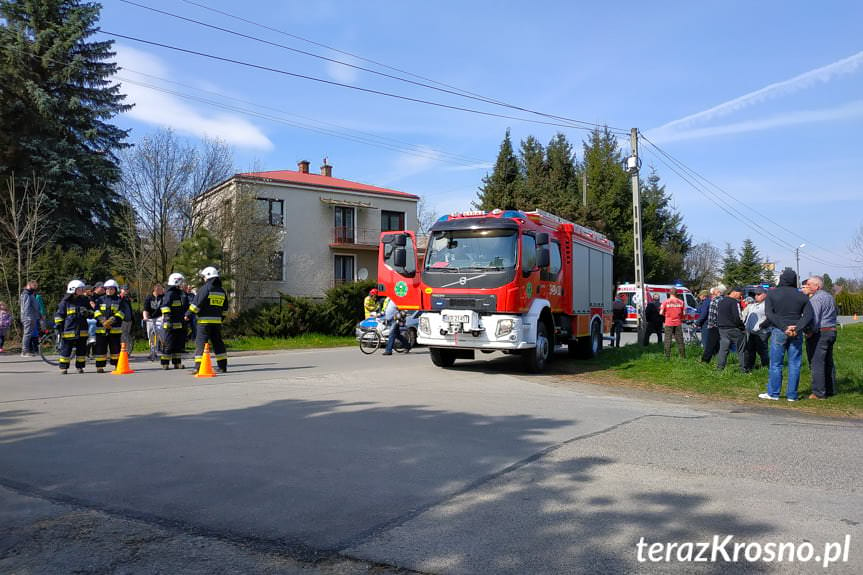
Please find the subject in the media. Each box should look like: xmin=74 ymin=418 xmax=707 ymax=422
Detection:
xmin=297 ymin=160 xmax=310 ymax=174
xmin=320 ymin=158 xmax=332 ymax=177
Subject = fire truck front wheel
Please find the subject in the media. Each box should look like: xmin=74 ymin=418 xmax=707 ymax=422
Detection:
xmin=430 ymin=347 xmax=457 ymax=368
xmin=522 ymin=322 xmax=550 ymax=373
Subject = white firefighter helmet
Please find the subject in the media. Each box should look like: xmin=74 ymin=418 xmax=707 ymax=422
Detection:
xmin=103 ymin=279 xmax=119 ymax=290
xmin=200 ymin=266 xmax=219 ymax=280
xmin=66 ymin=279 xmax=86 ymax=294
xmin=167 ymin=272 xmax=185 ymax=287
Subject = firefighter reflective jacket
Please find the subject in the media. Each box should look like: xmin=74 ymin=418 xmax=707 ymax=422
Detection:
xmin=54 ymin=295 xmax=91 ymax=339
xmin=94 ymin=294 xmax=131 ymax=335
xmin=188 ymin=279 xmax=227 ymax=324
xmin=160 ymin=286 xmax=188 ymax=330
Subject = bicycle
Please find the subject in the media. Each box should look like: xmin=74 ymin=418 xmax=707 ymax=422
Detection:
xmin=145 ymin=318 xmax=165 ymax=361
xmin=38 ymin=329 xmax=62 ymax=366
xmin=682 ymin=321 xmax=702 ymax=345
xmin=358 ymin=315 xmax=411 ymax=355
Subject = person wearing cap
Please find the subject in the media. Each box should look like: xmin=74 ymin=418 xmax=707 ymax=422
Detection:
xmin=93 ymin=279 xmax=132 ymax=373
xmin=715 ymin=287 xmax=745 ymax=371
xmin=802 ymin=276 xmax=837 ymax=399
xmin=54 ymin=280 xmax=91 ymax=374
xmin=659 ymin=288 xmax=686 ymax=358
xmin=90 ymin=281 xmax=105 ymax=310
xmin=364 ymin=288 xmax=380 ymax=319
xmin=642 ymin=293 xmax=663 ymax=346
xmin=741 ymin=287 xmax=770 ymax=372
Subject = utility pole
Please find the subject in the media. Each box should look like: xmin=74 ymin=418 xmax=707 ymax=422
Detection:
xmin=628 ymin=128 xmax=645 ymax=340
xmin=795 ymin=244 xmax=805 ymax=287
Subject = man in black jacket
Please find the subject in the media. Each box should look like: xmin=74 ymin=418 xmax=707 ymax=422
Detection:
xmin=715 ymin=287 xmax=745 ymax=371
xmin=761 ymin=269 xmax=813 ymax=402
xmin=611 ymin=295 xmax=626 ymax=348
xmin=642 ymin=294 xmax=663 ymax=346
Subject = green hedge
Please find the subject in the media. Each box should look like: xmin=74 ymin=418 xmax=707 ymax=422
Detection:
xmin=836 ymin=291 xmax=863 ymax=315
xmin=225 ymin=280 xmax=376 ymax=338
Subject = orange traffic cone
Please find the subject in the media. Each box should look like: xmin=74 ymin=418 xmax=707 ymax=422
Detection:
xmin=195 ymin=343 xmax=216 ymax=378
xmin=111 ymin=342 xmax=135 ymax=375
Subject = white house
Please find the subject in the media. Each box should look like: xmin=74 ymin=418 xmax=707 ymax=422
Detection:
xmin=198 ymin=160 xmax=419 ymax=300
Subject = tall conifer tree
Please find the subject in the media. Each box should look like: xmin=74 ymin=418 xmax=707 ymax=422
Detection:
xmin=475 ymin=129 xmax=520 ymax=210
xmin=0 ymin=0 xmax=131 ymax=247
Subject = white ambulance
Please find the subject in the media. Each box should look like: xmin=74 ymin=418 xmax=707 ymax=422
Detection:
xmin=615 ymin=283 xmax=699 ymax=330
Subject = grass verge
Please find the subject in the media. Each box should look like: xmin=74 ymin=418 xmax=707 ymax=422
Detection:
xmin=559 ymin=323 xmax=863 ymax=418
xmin=131 ymin=333 xmax=355 ymax=354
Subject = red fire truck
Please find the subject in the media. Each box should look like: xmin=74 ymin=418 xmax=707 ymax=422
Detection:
xmin=377 ymin=209 xmax=614 ymax=372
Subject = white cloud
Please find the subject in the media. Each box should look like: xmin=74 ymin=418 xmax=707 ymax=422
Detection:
xmin=444 ymin=162 xmax=494 ymax=172
xmin=649 ymin=100 xmax=863 ymax=144
xmin=113 ymin=44 xmax=273 ymax=150
xmin=325 ymin=52 xmax=360 ymax=84
xmin=649 ymin=50 xmax=863 ymax=142
xmin=378 ymin=147 xmax=443 ymax=185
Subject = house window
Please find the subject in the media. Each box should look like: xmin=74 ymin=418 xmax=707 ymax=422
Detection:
xmin=334 ymin=254 xmax=355 ymax=285
xmin=334 ymin=206 xmax=355 ymax=243
xmin=256 ymin=198 xmax=284 ymax=226
xmin=267 ymin=251 xmax=284 ymax=281
xmin=381 ymin=210 xmax=405 ymax=232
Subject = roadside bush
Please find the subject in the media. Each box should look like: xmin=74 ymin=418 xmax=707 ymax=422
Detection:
xmin=836 ymin=291 xmax=863 ymax=315
xmin=321 ymin=280 xmax=376 ymax=336
xmin=226 ymin=281 xmax=376 ymax=338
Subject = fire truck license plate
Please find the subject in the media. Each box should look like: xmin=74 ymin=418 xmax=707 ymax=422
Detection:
xmin=443 ymin=314 xmax=470 ymax=324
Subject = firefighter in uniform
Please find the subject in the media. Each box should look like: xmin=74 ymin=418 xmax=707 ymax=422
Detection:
xmin=160 ymin=272 xmax=188 ymax=370
xmin=93 ymin=279 xmax=132 ymax=373
xmin=185 ymin=266 xmax=228 ymax=373
xmin=364 ymin=288 xmax=380 ymax=318
xmin=54 ymin=280 xmax=91 ymax=374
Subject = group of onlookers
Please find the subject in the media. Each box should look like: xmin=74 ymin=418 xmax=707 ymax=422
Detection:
xmin=695 ymin=269 xmax=837 ymax=401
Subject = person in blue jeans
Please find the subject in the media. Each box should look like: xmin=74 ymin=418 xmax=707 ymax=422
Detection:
xmin=382 ymin=297 xmax=410 ymax=356
xmin=761 ymin=269 xmax=813 ymax=402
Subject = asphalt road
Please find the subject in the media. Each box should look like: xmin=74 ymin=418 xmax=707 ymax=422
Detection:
xmin=0 ymin=340 xmax=860 ymax=574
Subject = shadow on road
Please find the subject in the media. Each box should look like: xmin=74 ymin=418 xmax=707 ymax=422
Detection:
xmin=0 ymin=397 xmax=774 ymax=572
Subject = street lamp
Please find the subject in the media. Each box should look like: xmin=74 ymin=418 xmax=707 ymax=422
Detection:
xmin=795 ymin=244 xmax=805 ymax=287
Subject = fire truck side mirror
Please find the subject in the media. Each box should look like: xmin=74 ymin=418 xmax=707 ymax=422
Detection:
xmin=535 ymin=232 xmax=549 ymax=246
xmin=537 ymin=247 xmax=550 ymax=268
xmin=394 ymin=234 xmax=407 ymax=247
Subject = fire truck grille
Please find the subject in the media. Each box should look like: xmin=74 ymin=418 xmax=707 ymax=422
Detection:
xmin=431 ymin=294 xmax=497 ymax=313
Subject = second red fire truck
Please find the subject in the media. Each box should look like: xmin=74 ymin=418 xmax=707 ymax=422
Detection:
xmin=377 ymin=209 xmax=614 ymax=372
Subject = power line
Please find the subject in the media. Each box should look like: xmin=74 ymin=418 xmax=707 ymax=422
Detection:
xmin=103 ymin=30 xmax=625 ymax=135
xmin=171 ymin=0 xmax=630 ymax=134
xmin=639 ymin=139 xmax=858 ymax=270
xmin=640 ymin=133 xmax=844 ymax=258
xmin=117 ymin=73 xmax=490 ymax=169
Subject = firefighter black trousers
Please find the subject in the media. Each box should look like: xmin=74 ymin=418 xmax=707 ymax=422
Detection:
xmin=161 ymin=328 xmax=186 ymax=366
xmin=195 ymin=324 xmax=227 ymax=370
xmin=59 ymin=337 xmax=87 ymax=371
xmin=94 ymin=333 xmax=121 ymax=368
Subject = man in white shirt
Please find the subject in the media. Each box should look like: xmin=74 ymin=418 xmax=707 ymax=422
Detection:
xmin=742 ymin=288 xmax=769 ymax=372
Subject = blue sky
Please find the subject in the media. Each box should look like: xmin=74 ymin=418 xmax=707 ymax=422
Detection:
xmin=100 ymin=0 xmax=863 ymax=280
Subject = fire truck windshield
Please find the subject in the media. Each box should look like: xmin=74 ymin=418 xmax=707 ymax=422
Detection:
xmin=425 ymin=229 xmax=517 ymax=272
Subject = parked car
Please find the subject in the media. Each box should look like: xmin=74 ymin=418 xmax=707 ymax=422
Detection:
xmin=355 ymin=311 xmax=421 ymax=348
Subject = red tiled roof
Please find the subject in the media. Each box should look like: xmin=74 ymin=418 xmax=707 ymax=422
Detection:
xmin=237 ymin=169 xmax=419 ymax=200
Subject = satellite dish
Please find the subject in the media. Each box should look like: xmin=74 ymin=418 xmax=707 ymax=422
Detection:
xmin=357 ymin=267 xmax=369 ymax=280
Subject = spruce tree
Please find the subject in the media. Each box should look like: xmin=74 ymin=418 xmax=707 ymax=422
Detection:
xmin=517 ymin=135 xmax=545 ymax=210
xmin=544 ymin=132 xmax=579 ymax=221
xmin=822 ymin=273 xmax=833 ymax=292
xmin=580 ymin=127 xmax=632 ymax=284
xmin=0 ymin=0 xmax=131 ymax=248
xmin=475 ymin=129 xmax=521 ymax=210
xmin=640 ymin=168 xmax=690 ymax=282
xmin=721 ymin=243 xmax=741 ymax=286
xmin=735 ymin=239 xmax=765 ymax=286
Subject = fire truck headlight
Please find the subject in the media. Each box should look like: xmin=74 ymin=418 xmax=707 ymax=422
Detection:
xmin=419 ymin=316 xmax=430 ymax=335
xmin=496 ymin=319 xmax=514 ymax=337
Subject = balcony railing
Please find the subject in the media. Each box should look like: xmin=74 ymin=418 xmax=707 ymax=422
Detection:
xmin=332 ymin=226 xmax=378 ymax=245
